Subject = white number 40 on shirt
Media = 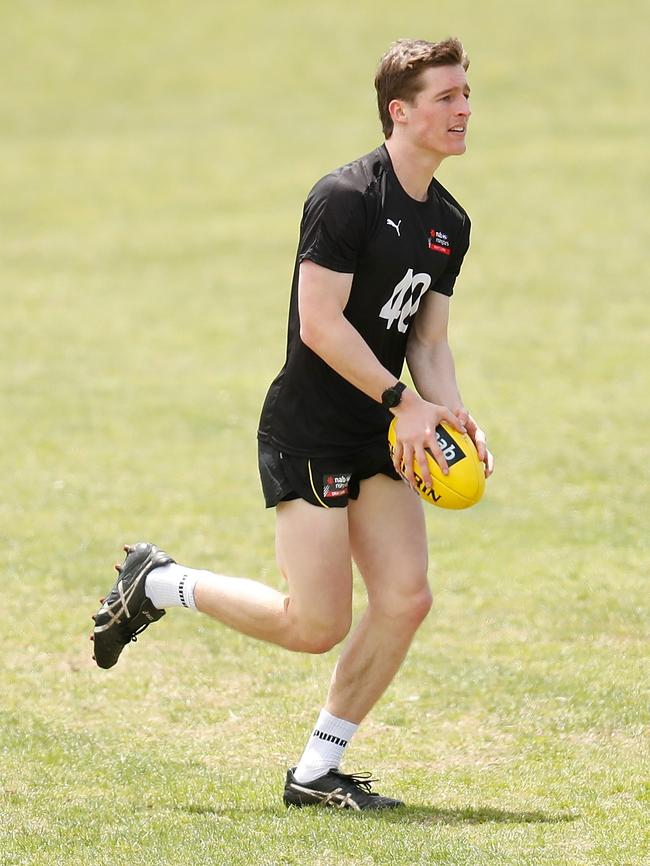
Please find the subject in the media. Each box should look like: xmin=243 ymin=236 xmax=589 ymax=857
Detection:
xmin=379 ymin=268 xmax=432 ymax=333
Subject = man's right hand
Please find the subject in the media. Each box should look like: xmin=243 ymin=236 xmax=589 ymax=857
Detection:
xmin=390 ymin=390 xmax=466 ymax=491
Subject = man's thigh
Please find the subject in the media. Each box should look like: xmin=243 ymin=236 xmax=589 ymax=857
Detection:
xmin=275 ymin=497 xmax=354 ymax=627
xmin=348 ymin=474 xmax=429 ymax=603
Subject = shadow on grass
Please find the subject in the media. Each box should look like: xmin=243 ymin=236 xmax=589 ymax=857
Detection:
xmin=367 ymin=804 xmax=579 ymax=826
xmin=176 ymin=802 xmax=578 ymax=825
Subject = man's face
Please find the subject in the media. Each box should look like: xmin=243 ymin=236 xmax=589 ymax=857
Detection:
xmin=396 ymin=64 xmax=471 ymax=158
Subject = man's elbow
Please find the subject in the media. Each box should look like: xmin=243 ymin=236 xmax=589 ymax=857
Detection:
xmin=300 ymin=315 xmax=326 ymax=352
xmin=407 ymin=331 xmax=448 ymax=360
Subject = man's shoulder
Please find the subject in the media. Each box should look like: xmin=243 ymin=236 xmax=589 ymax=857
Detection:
xmin=307 ymin=147 xmax=387 ymax=203
xmin=296 ymin=147 xmax=389 ymax=270
xmin=430 ymin=176 xmax=470 ymax=226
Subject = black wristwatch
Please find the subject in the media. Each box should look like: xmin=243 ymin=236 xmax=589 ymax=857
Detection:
xmin=381 ymin=381 xmax=406 ymax=410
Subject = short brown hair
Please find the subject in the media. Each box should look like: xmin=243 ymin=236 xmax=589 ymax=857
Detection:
xmin=375 ymin=38 xmax=469 ymax=138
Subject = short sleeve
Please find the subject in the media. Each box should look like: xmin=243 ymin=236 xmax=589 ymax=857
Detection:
xmin=433 ymin=212 xmax=471 ymax=297
xmin=298 ymin=174 xmax=367 ymax=273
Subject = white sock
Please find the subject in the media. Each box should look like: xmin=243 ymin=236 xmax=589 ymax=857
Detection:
xmin=293 ymin=709 xmax=358 ymax=784
xmin=144 ymin=563 xmax=203 ymax=611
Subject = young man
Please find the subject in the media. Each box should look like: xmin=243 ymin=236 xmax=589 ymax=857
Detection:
xmin=91 ymin=37 xmax=493 ymax=811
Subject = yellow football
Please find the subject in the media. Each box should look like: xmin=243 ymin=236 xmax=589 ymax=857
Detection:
xmin=388 ymin=418 xmax=485 ymax=509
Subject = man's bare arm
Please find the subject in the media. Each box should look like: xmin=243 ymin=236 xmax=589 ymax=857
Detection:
xmin=407 ymin=290 xmax=494 ymax=477
xmin=298 ymin=261 xmax=398 ymax=403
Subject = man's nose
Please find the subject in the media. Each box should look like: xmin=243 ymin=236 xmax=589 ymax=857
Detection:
xmin=457 ymin=95 xmax=471 ymax=117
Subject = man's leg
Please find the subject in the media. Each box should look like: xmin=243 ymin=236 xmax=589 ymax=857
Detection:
xmin=284 ymin=475 xmax=428 ymax=808
xmin=92 ymin=499 xmax=353 ymax=668
xmin=92 ymin=489 xmax=409 ymax=807
xmin=192 ymin=498 xmax=354 ymax=652
xmin=192 ymin=494 xmax=403 ymax=808
xmin=325 ymin=474 xmax=432 ymax=723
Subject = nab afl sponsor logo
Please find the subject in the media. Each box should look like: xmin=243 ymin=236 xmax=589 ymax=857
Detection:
xmin=323 ymin=473 xmax=351 ymax=499
xmin=428 ymin=229 xmax=451 ymax=256
xmin=433 ymin=425 xmax=465 ymax=467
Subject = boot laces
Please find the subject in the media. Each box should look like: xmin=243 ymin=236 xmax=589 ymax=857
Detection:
xmin=129 ymin=622 xmax=152 ymax=643
xmin=331 ymin=770 xmax=379 ymax=796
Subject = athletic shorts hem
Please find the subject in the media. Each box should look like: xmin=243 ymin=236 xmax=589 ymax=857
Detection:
xmin=258 ymin=441 xmax=399 ymax=509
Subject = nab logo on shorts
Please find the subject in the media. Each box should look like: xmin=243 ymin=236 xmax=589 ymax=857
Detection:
xmin=323 ymin=473 xmax=351 ymax=499
xmin=434 ymin=425 xmax=465 ymax=467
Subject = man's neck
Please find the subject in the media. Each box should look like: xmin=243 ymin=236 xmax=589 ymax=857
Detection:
xmin=384 ymin=138 xmax=443 ymax=202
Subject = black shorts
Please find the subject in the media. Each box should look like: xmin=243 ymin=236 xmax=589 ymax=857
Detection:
xmin=258 ymin=440 xmax=401 ymax=508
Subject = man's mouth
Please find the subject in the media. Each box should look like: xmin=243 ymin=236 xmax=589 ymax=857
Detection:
xmin=449 ymin=125 xmax=466 ymax=133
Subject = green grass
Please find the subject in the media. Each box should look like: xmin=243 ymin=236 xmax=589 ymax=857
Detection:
xmin=1 ymin=1 xmax=649 ymax=864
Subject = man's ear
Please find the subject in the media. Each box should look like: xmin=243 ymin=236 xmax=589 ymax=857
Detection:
xmin=388 ymin=98 xmax=409 ymax=127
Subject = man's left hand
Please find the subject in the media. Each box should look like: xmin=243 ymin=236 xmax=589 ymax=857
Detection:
xmin=453 ymin=409 xmax=494 ymax=478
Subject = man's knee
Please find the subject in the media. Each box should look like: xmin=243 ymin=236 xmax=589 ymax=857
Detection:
xmin=409 ymin=585 xmax=434 ymax=624
xmin=370 ymin=582 xmax=433 ymax=629
xmin=293 ymin=615 xmax=352 ymax=654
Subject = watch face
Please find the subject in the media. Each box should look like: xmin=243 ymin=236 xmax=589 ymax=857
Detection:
xmin=383 ymin=386 xmax=401 ymax=408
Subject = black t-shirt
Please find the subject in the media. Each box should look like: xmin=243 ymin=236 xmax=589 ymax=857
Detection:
xmin=257 ymin=144 xmax=470 ymax=457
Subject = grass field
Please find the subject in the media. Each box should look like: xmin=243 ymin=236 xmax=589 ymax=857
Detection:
xmin=1 ymin=1 xmax=649 ymax=864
